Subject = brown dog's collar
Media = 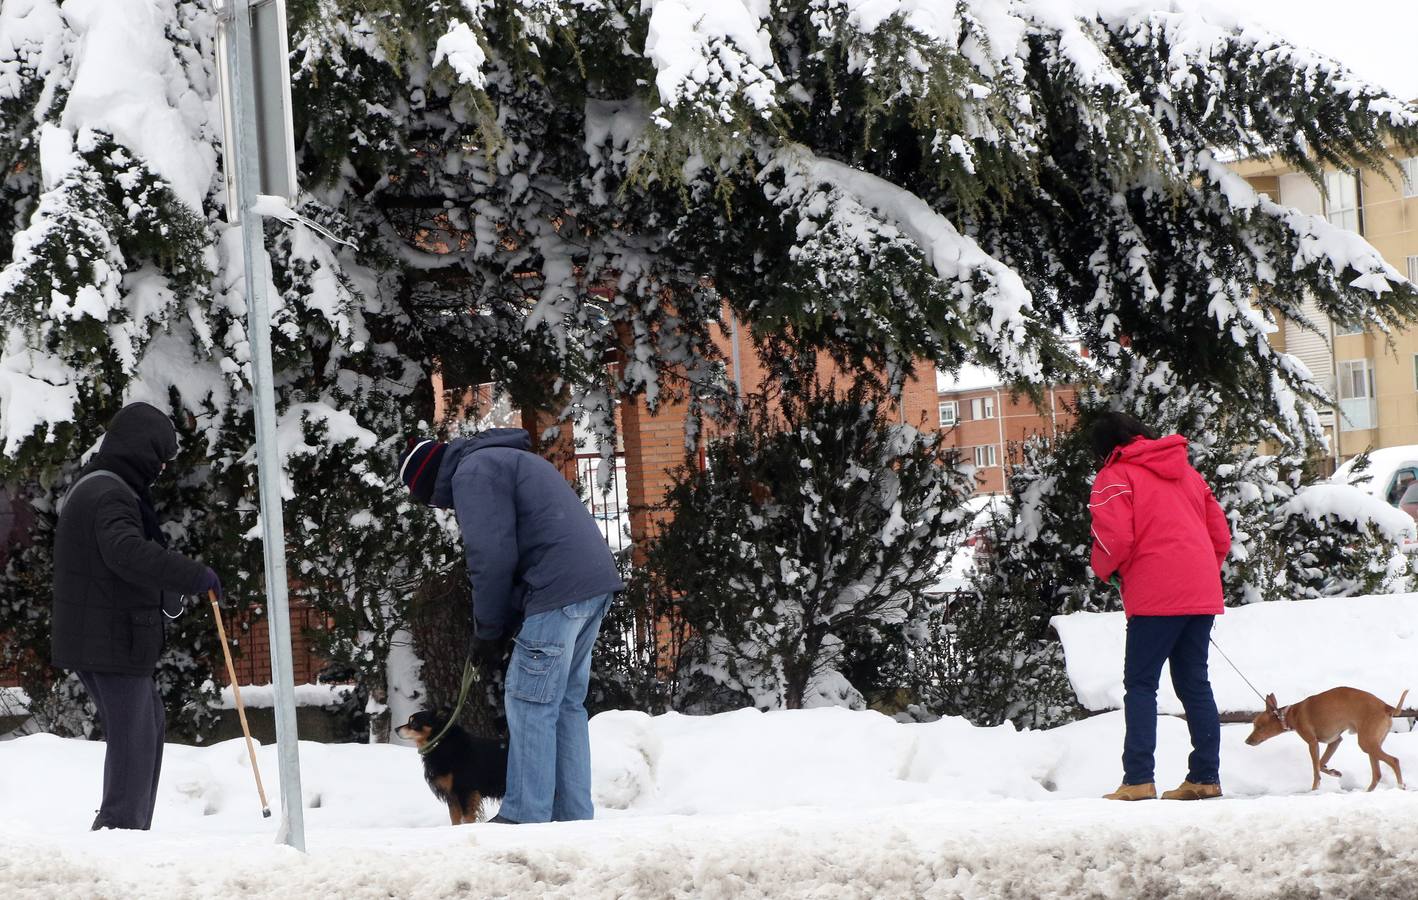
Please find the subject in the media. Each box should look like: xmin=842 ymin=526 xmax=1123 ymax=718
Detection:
xmin=1277 ymin=705 xmax=1292 ymax=731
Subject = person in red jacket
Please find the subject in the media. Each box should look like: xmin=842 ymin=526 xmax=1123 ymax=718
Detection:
xmin=1088 ymin=412 xmax=1231 ymax=802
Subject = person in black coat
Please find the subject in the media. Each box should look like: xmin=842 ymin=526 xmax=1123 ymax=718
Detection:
xmin=51 ymin=402 xmax=221 ymax=830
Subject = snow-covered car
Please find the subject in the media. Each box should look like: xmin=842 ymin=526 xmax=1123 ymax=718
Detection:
xmin=1331 ymin=445 xmax=1418 ymax=552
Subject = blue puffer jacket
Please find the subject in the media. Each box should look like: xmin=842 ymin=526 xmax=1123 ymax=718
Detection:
xmin=430 ymin=428 xmax=623 ymax=638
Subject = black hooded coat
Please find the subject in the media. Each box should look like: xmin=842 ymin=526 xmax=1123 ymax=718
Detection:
xmin=51 ymin=403 xmax=208 ymax=675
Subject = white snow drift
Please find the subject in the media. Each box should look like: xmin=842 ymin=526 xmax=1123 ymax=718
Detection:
xmin=1054 ymin=592 xmax=1418 ymax=714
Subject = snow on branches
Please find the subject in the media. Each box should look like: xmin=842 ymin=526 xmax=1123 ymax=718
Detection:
xmin=760 ymin=145 xmax=1042 ymax=384
xmin=643 ymin=0 xmax=781 ymax=129
xmin=433 ymin=21 xmax=489 ymax=90
xmin=0 ymin=0 xmax=459 ymax=737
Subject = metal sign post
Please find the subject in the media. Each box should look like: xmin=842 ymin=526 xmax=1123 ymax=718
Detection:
xmin=217 ymin=0 xmax=304 ymax=851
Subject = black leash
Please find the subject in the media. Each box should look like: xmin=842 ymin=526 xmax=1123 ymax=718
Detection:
xmin=419 ymin=657 xmax=480 ymax=757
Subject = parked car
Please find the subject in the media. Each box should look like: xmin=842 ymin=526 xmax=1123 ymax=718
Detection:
xmin=1332 ymin=446 xmax=1418 ymax=504
xmin=1331 ymin=445 xmax=1418 ymax=551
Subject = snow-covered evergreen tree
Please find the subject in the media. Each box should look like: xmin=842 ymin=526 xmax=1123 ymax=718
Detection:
xmin=642 ymin=377 xmax=972 ymax=710
xmin=0 ymin=0 xmax=454 ymax=737
xmin=5 ymin=0 xmax=1418 ymax=732
xmin=936 ymin=393 xmax=1415 ymax=728
xmin=274 ymin=0 xmax=1418 ymax=451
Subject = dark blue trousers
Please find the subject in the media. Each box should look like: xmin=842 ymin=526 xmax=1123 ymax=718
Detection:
xmin=1123 ymin=615 xmax=1220 ymax=786
xmin=77 ymin=670 xmax=165 ymax=830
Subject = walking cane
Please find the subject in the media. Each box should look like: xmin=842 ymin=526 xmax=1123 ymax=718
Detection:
xmin=209 ymin=589 xmax=272 ymax=818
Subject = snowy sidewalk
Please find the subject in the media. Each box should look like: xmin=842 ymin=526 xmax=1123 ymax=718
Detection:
xmin=5 ymin=792 xmax=1417 ymax=899
xmin=3 ymin=708 xmax=1416 ymax=898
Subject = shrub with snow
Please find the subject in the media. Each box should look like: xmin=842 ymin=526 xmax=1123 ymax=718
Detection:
xmin=638 ymin=377 xmax=972 ymax=711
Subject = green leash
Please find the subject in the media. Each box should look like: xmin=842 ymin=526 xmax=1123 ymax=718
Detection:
xmin=418 ymin=657 xmax=480 ymax=757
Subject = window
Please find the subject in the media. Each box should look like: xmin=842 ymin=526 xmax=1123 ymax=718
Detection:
xmin=1413 ymin=353 xmax=1418 ymax=392
xmin=1339 ymin=359 xmax=1373 ymax=400
xmin=1388 ymin=467 xmax=1418 ymax=507
xmin=1324 ymin=169 xmax=1361 ymax=233
xmin=970 ymin=395 xmax=996 ymax=420
xmin=1337 ymin=358 xmax=1376 ymax=431
xmin=973 ymin=445 xmax=998 ymax=468
xmin=1402 ymin=158 xmax=1418 ymax=199
xmin=1408 ymin=255 xmax=1418 ymax=285
xmin=938 ymin=401 xmax=958 ymax=427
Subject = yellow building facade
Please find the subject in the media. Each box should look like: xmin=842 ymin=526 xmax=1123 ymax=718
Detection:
xmin=1235 ymin=150 xmax=1418 ymax=469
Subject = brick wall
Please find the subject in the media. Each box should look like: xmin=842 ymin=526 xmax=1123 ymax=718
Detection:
xmin=217 ymin=601 xmax=334 ymax=687
xmin=0 ymin=600 xmax=332 ymax=690
xmin=895 ymin=359 xmax=941 ymax=429
xmin=620 ymin=386 xmax=696 ymax=563
xmin=713 ymin=308 xmax=940 ymax=428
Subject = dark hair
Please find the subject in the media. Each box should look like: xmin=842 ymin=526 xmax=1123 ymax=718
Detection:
xmin=1090 ymin=412 xmax=1156 ymax=464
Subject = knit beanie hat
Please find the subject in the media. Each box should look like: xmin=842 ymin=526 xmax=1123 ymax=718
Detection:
xmin=398 ymin=437 xmax=447 ymax=505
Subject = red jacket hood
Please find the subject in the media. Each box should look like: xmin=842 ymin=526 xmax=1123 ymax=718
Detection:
xmin=1108 ymin=434 xmax=1191 ymax=481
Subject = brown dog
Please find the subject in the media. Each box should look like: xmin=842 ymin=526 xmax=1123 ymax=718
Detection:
xmin=1245 ymin=687 xmax=1408 ymax=792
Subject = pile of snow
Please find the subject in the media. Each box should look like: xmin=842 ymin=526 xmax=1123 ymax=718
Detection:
xmin=1 ymin=704 xmax=1411 ymax=833
xmin=216 ymin=682 xmax=353 ymax=710
xmin=55 ymin=0 xmax=217 ymax=213
xmin=642 ymin=0 xmax=781 ymax=125
xmin=1281 ymin=481 xmax=1417 ymax=542
xmin=1053 ymin=593 xmax=1418 ymax=713
xmin=432 ymin=20 xmax=488 ymax=90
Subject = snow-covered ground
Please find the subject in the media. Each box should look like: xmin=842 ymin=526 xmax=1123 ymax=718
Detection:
xmin=3 ymin=706 xmax=1416 ymax=898
xmin=1054 ymin=592 xmax=1418 ymax=714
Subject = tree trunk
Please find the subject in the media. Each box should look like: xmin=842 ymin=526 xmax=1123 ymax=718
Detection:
xmin=784 ymin=676 xmax=805 ymax=710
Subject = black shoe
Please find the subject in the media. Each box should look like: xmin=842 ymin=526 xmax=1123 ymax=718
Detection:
xmin=487 ymin=814 xmax=519 ymax=824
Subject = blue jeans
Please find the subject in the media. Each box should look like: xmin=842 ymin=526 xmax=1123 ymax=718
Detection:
xmin=499 ymin=593 xmax=612 ymax=823
xmin=1122 ymin=615 xmax=1221 ymax=786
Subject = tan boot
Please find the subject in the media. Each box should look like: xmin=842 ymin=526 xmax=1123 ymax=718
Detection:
xmin=1103 ymin=782 xmax=1157 ymax=801
xmin=1161 ymin=781 xmax=1222 ymax=801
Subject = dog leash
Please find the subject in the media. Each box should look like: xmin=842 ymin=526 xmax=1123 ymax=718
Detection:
xmin=419 ymin=658 xmax=480 ymax=757
xmin=1208 ymin=636 xmax=1288 ymax=726
xmin=1206 ymin=637 xmax=1268 ymax=706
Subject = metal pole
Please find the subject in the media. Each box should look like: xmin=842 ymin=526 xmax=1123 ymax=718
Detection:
xmin=727 ymin=307 xmax=744 ymax=396
xmin=223 ymin=0 xmax=305 ymax=851
xmin=1329 ymin=314 xmax=1341 ymax=472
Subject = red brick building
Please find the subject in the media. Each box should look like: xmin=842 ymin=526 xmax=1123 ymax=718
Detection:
xmin=617 ymin=309 xmax=941 ymax=557
xmin=933 ymin=366 xmax=1078 ymax=493
xmin=439 ymin=311 xmax=1074 ymax=557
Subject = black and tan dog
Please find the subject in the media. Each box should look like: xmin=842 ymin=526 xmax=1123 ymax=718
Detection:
xmin=396 ymin=710 xmax=509 ymax=825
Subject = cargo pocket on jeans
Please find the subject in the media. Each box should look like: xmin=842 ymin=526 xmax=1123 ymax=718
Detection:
xmin=510 ymin=639 xmax=564 ymax=704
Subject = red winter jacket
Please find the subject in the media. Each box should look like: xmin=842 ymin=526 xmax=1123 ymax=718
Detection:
xmin=1089 ymin=434 xmax=1231 ymax=617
